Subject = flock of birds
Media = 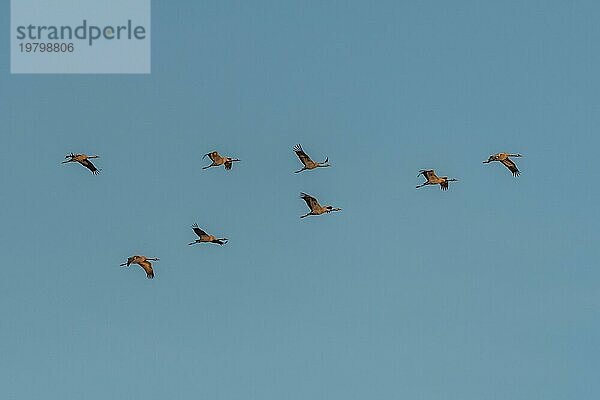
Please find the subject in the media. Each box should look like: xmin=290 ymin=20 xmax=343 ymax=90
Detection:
xmin=62 ymin=147 xmax=523 ymax=279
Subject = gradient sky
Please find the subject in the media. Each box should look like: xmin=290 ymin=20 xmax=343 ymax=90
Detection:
xmin=2 ymin=1 xmax=600 ymax=399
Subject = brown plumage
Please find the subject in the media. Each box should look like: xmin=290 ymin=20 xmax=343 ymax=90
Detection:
xmin=202 ymin=151 xmax=240 ymax=170
xmin=62 ymin=153 xmax=100 ymax=174
xmin=120 ymin=255 xmax=159 ymax=279
xmin=416 ymin=169 xmax=458 ymax=191
xmin=189 ymin=224 xmax=228 ymax=245
xmin=299 ymin=192 xmax=341 ymax=218
xmin=483 ymin=153 xmax=522 ymax=176
xmin=293 ymin=144 xmax=330 ymax=173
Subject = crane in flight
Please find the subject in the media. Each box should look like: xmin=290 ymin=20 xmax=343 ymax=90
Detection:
xmin=293 ymin=144 xmax=330 ymax=173
xmin=62 ymin=153 xmax=101 ymax=175
xmin=416 ymin=169 xmax=458 ymax=191
xmin=483 ymin=153 xmax=522 ymax=176
xmin=188 ymin=224 xmax=228 ymax=245
xmin=202 ymin=151 xmax=240 ymax=170
xmin=120 ymin=255 xmax=159 ymax=279
xmin=299 ymin=192 xmax=341 ymax=218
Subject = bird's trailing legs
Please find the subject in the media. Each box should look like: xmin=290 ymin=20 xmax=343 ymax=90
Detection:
xmin=62 ymin=153 xmax=76 ymax=163
xmin=202 ymin=153 xmax=215 ymax=169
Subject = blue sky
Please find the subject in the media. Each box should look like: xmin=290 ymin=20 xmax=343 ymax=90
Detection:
xmin=1 ymin=1 xmax=599 ymax=398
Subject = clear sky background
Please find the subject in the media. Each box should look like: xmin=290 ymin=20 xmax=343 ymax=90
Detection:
xmin=1 ymin=1 xmax=599 ymax=399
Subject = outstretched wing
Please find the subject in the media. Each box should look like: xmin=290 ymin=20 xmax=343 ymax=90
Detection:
xmin=294 ymin=144 xmax=314 ymax=167
xmin=419 ymin=169 xmax=437 ymax=181
xmin=300 ymin=192 xmax=321 ymax=211
xmin=426 ymin=170 xmax=439 ymax=180
xmin=138 ymin=260 xmax=154 ymax=279
xmin=500 ymin=158 xmax=520 ymax=176
xmin=192 ymin=223 xmax=208 ymax=237
xmin=205 ymin=151 xmax=220 ymax=162
xmin=80 ymin=159 xmax=99 ymax=174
